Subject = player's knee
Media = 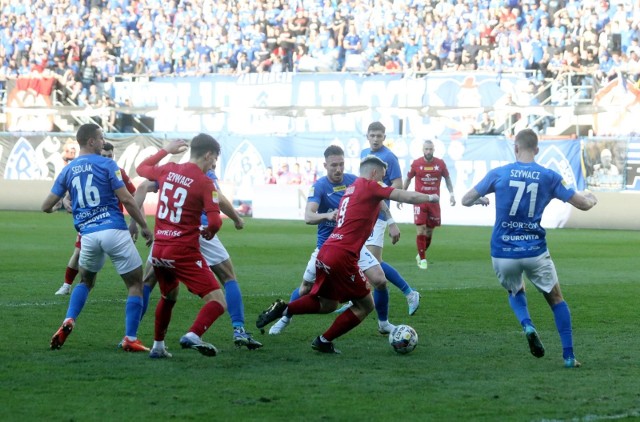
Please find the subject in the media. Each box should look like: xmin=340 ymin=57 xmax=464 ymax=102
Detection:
xmin=299 ymin=281 xmax=313 ymax=296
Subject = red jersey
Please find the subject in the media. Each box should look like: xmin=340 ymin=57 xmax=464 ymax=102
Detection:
xmin=322 ymin=177 xmax=394 ymax=255
xmin=118 ymin=167 xmax=136 ymax=212
xmin=137 ymin=150 xmax=221 ymax=247
xmin=407 ymin=156 xmax=449 ymax=195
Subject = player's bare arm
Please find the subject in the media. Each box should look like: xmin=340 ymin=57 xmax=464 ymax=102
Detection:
xmin=461 ymin=188 xmax=490 ymax=207
xmin=568 ymin=190 xmax=598 ymax=211
xmin=389 ymin=189 xmax=439 ymax=205
xmin=62 ymin=192 xmax=73 ymax=213
xmin=116 ymin=187 xmax=153 ymax=246
xmin=42 ymin=192 xmax=63 ymax=213
xmin=164 ymin=139 xmax=188 ymax=154
xmin=304 ymin=201 xmax=336 ymax=225
xmin=217 ymin=189 xmax=244 ymax=230
xmin=381 ymin=201 xmax=401 ymax=244
xmin=444 ymin=175 xmax=456 ymax=206
xmin=398 ymin=175 xmax=414 ymax=209
xmin=128 ymin=180 xmax=158 ymax=240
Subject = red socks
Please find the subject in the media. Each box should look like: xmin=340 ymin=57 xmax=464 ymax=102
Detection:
xmin=287 ymin=294 xmax=321 ymax=315
xmin=416 ymin=235 xmax=427 ymax=259
xmin=323 ymin=308 xmax=362 ymax=341
xmin=64 ymin=267 xmax=78 ymax=285
xmin=189 ymin=300 xmax=225 ymax=337
xmin=154 ymin=297 xmax=176 ymax=341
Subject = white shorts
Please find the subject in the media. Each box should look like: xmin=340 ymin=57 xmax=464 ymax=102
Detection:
xmin=491 ymin=251 xmax=558 ymax=295
xmin=199 ymin=233 xmax=230 ymax=267
xmin=364 ymin=219 xmax=387 ymax=248
xmin=146 ymin=231 xmax=230 ymax=268
xmin=303 ymin=245 xmax=379 ymax=283
xmin=80 ymin=229 xmax=142 ymax=274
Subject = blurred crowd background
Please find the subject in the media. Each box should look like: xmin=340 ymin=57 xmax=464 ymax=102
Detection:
xmin=1 ymin=0 xmax=640 ymax=117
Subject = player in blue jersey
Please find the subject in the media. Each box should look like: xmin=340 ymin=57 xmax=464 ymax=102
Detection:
xmin=461 ymin=129 xmax=598 ymax=368
xmin=360 ymin=121 xmax=421 ymax=315
xmin=42 ymin=123 xmax=153 ymax=352
xmin=268 ymin=145 xmax=397 ymax=335
xmin=131 ymin=169 xmax=262 ymax=351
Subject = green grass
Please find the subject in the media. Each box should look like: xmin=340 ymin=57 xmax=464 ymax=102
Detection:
xmin=0 ymin=211 xmax=638 ymax=421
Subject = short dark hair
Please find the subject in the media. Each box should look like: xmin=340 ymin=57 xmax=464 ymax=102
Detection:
xmin=102 ymin=141 xmax=114 ymax=152
xmin=514 ymin=128 xmax=538 ymax=150
xmin=76 ymin=123 xmax=101 ymax=146
xmin=324 ymin=145 xmax=344 ymax=159
xmin=190 ymin=133 xmax=220 ymax=158
xmin=367 ymin=121 xmax=386 ymax=133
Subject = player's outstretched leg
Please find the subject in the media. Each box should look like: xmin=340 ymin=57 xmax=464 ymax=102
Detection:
xmin=524 ymin=325 xmax=545 ymax=358
xmin=180 ymin=300 xmax=225 ymax=357
xmin=508 ymin=290 xmax=544 ymax=358
xmin=179 ymin=333 xmax=218 ymax=357
xmin=225 ymin=280 xmax=262 ymax=349
xmin=311 ymin=336 xmax=341 ymax=354
xmin=50 ymin=318 xmax=75 ymax=350
xmin=256 ymin=299 xmax=287 ymax=334
xmin=270 ymin=287 xmax=303 ymax=335
xmin=122 ymin=295 xmax=149 ymax=352
xmin=380 ymin=262 xmax=420 ymax=315
xmin=552 ymin=301 xmax=581 ymax=368
xmin=373 ymin=287 xmax=395 ymax=334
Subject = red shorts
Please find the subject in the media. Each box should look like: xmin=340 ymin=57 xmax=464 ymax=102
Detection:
xmin=151 ymin=244 xmax=220 ymax=297
xmin=310 ymin=246 xmax=370 ymax=303
xmin=75 ymin=233 xmax=82 ymax=249
xmin=414 ymin=203 xmax=441 ymax=228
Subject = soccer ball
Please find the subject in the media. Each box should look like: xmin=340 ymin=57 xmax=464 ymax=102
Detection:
xmin=389 ymin=324 xmax=418 ymax=354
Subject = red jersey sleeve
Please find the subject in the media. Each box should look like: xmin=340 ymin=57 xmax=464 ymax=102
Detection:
xmin=407 ymin=159 xmax=417 ymax=179
xmin=136 ymin=149 xmax=169 ymax=181
xmin=120 ymin=168 xmax=136 ymax=194
xmin=202 ymin=178 xmax=222 ymax=235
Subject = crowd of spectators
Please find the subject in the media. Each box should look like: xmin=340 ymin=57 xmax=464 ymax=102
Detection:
xmin=1 ymin=0 xmax=640 ymax=107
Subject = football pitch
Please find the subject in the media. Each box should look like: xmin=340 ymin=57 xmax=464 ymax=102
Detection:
xmin=1 ymin=210 xmax=638 ymax=421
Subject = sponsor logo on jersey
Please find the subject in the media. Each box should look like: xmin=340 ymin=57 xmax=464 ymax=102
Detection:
xmin=333 ymin=185 xmax=346 ymax=192
xmin=345 ymin=186 xmax=355 ymax=194
xmin=501 ymin=221 xmax=539 ymax=229
xmin=150 ymin=257 xmax=176 ymax=268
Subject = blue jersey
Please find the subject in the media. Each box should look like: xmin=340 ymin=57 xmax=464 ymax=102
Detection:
xmin=309 ymin=173 xmax=358 ymax=249
xmin=200 ymin=170 xmax=219 ymax=226
xmin=51 ymin=154 xmax=127 ymax=235
xmin=473 ymin=161 xmax=575 ymax=259
xmin=361 ymin=145 xmax=402 ymax=219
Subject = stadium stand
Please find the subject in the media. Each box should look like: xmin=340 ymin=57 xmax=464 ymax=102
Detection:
xmin=1 ymin=0 xmax=639 ymax=132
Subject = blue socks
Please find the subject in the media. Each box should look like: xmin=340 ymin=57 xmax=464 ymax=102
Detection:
xmin=373 ymin=287 xmax=390 ymax=322
xmin=508 ymin=290 xmax=533 ymax=328
xmin=552 ymin=301 xmax=574 ymax=359
xmin=380 ymin=262 xmax=412 ymax=295
xmin=141 ymin=284 xmax=153 ymax=320
xmin=290 ymin=287 xmax=301 ymax=302
xmin=224 ymin=280 xmax=245 ymax=328
xmin=66 ymin=283 xmax=90 ymax=320
xmin=124 ymin=295 xmax=143 ymax=338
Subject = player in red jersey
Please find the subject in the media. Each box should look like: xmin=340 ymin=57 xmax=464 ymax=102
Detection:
xmin=403 ymin=139 xmax=456 ymax=270
xmin=136 ymin=135 xmax=225 ymax=358
xmin=55 ymin=142 xmax=137 ymax=295
xmin=256 ymin=155 xmax=439 ymax=353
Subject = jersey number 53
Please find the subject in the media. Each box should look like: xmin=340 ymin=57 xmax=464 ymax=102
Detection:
xmin=158 ymin=182 xmax=187 ymax=223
